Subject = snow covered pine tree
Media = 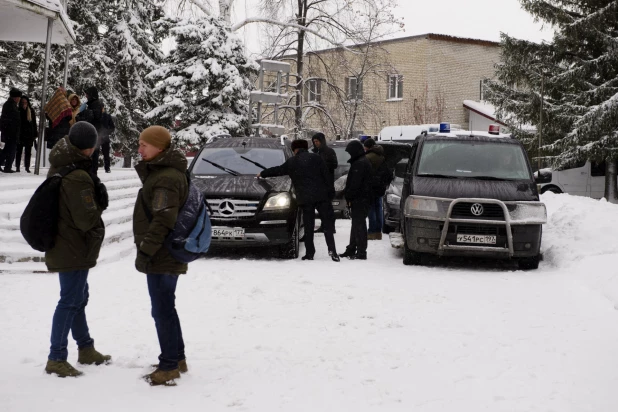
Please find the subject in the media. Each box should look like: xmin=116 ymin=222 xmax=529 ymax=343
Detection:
xmin=485 ymin=0 xmax=618 ymax=202
xmin=147 ymin=16 xmax=258 ymax=150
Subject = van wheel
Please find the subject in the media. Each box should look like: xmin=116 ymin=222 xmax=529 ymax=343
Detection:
xmin=279 ymin=211 xmax=300 ymax=259
xmin=518 ymin=255 xmax=540 ymax=270
xmin=402 ymin=226 xmax=422 ymax=265
xmin=541 ymin=186 xmax=562 ymax=194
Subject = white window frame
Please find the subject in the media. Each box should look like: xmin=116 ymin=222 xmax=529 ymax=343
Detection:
xmin=306 ymin=79 xmax=321 ymax=102
xmin=387 ymin=74 xmax=403 ymax=101
xmin=346 ymin=76 xmax=363 ymax=101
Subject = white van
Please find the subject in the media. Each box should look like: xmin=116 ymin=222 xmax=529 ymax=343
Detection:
xmin=536 ymin=161 xmax=606 ymax=198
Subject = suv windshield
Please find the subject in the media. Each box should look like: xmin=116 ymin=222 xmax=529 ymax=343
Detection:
xmin=417 ymin=141 xmax=532 ymax=181
xmin=193 ymin=148 xmax=286 ymax=175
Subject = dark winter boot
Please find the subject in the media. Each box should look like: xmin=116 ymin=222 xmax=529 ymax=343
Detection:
xmin=339 ymin=249 xmax=356 ymax=259
xmin=77 ymin=346 xmax=112 ymax=365
xmin=354 ymin=252 xmax=367 ymax=260
xmin=301 ymin=255 xmax=314 ymax=261
xmin=151 ymin=359 xmax=188 ymax=373
xmin=144 ymin=368 xmax=181 ymax=386
xmin=45 ymin=360 xmax=83 ymax=377
xmin=329 ymin=251 xmax=340 ymax=262
xmin=25 ymin=168 xmax=31 ymax=173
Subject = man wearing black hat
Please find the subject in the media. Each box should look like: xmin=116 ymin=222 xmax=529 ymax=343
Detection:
xmin=44 ymin=121 xmax=111 ymax=378
xmin=0 ymin=88 xmax=23 ymax=173
xmin=258 ymin=139 xmax=340 ymax=262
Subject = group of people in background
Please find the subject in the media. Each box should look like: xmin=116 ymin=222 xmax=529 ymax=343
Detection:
xmin=0 ymin=88 xmax=38 ymax=173
xmin=0 ymin=85 xmax=115 ymax=175
xmin=258 ymin=131 xmax=387 ymax=262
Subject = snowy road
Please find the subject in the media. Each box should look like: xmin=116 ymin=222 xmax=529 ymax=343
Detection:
xmin=2 ymin=193 xmax=618 ymax=411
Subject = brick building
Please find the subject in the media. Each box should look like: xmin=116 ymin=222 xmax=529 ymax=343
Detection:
xmin=262 ymin=33 xmax=501 ymax=138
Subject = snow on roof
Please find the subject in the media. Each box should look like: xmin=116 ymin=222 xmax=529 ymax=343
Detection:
xmin=463 ymin=100 xmax=500 ymax=121
xmin=0 ymin=0 xmax=75 ymax=45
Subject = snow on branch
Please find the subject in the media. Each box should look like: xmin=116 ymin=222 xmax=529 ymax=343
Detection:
xmin=231 ymin=17 xmax=344 ymax=48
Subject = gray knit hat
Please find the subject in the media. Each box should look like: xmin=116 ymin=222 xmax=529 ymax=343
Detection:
xmin=69 ymin=121 xmax=98 ymax=150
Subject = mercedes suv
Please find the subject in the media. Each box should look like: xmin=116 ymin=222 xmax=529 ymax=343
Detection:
xmin=188 ymin=137 xmax=303 ymax=259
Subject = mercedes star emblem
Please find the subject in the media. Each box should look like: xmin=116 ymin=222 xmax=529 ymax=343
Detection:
xmin=470 ymin=203 xmax=484 ymax=216
xmin=219 ymin=201 xmax=235 ymax=216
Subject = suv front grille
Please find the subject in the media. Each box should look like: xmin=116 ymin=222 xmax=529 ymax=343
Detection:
xmin=451 ymin=202 xmax=505 ymax=220
xmin=207 ymin=199 xmax=260 ymax=220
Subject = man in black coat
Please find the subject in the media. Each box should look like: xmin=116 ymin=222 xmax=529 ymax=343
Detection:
xmin=78 ymin=86 xmax=104 ymax=175
xmin=0 ymin=88 xmax=23 ymax=173
xmin=340 ymin=140 xmax=372 ymax=260
xmin=259 ymin=139 xmax=340 ymax=262
xmin=312 ymin=132 xmax=339 ymax=233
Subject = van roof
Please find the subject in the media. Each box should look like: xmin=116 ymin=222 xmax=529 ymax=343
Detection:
xmin=433 ymin=130 xmax=512 ymax=139
xmin=378 ymin=124 xmax=464 ymax=141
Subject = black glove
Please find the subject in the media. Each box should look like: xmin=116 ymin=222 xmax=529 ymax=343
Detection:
xmin=91 ymin=176 xmax=109 ymax=211
xmin=135 ymin=251 xmax=151 ymax=273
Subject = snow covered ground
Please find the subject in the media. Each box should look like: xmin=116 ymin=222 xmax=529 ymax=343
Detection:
xmin=2 ymin=192 xmax=618 ymax=411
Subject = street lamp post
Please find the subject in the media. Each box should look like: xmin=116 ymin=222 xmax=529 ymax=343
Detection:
xmin=539 ymin=73 xmax=544 ymax=172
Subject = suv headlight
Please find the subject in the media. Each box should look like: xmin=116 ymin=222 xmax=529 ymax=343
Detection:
xmin=263 ymin=192 xmax=291 ymax=210
xmin=334 ymin=175 xmax=347 ymax=192
xmin=386 ymin=194 xmax=401 ymax=205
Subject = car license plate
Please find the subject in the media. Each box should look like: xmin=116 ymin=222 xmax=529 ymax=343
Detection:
xmin=456 ymin=234 xmax=496 ymax=244
xmin=212 ymin=227 xmax=245 ymax=238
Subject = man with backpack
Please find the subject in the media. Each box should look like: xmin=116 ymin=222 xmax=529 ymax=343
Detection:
xmin=133 ymin=125 xmax=190 ymax=386
xmin=43 ymin=122 xmax=111 ymax=377
xmin=364 ymin=138 xmax=390 ymax=240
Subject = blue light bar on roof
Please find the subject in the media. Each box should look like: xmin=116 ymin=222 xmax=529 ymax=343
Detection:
xmin=439 ymin=122 xmax=450 ymax=133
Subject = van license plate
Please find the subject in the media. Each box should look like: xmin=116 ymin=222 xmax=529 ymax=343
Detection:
xmin=212 ymin=228 xmax=245 ymax=238
xmin=457 ymin=234 xmax=496 ymax=244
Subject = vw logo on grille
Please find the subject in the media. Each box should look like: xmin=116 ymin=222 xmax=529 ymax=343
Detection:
xmin=470 ymin=203 xmax=484 ymax=216
xmin=219 ymin=201 xmax=235 ymax=216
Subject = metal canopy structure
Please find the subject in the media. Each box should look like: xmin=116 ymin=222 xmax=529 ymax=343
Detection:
xmin=0 ymin=0 xmax=76 ymax=174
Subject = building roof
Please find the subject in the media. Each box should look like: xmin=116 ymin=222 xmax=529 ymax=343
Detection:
xmin=0 ymin=0 xmax=76 ymax=45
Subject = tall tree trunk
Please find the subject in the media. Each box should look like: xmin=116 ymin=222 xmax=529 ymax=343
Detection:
xmin=294 ymin=1 xmax=308 ymax=138
xmin=605 ymin=159 xmax=618 ymax=203
xmin=219 ymin=0 xmax=231 ymax=24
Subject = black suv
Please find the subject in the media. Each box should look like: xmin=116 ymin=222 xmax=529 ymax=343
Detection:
xmin=188 ymin=137 xmax=303 ymax=259
xmin=397 ymin=131 xmax=546 ymax=269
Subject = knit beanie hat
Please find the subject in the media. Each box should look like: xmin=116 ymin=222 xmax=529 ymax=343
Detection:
xmin=363 ymin=137 xmax=376 ymax=148
xmin=69 ymin=121 xmax=98 ymax=150
xmin=139 ymin=126 xmax=171 ymax=150
xmin=291 ymin=139 xmax=309 ymax=151
xmin=9 ymin=88 xmax=22 ymax=98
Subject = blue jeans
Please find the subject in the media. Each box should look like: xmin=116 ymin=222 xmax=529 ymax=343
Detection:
xmin=147 ymin=274 xmax=185 ymax=371
xmin=368 ymin=197 xmax=383 ymax=234
xmin=49 ymin=270 xmax=95 ymax=361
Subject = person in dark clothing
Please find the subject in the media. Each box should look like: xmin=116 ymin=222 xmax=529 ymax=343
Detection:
xmin=0 ymin=88 xmax=23 ymax=173
xmin=259 ymin=139 xmax=340 ymax=262
xmin=312 ymin=132 xmax=339 ymax=233
xmin=364 ymin=138 xmax=386 ymax=240
xmin=44 ymin=87 xmax=73 ymax=150
xmin=99 ymin=106 xmax=115 ymax=173
xmin=16 ymin=95 xmax=38 ymax=173
xmin=78 ymin=86 xmax=104 ymax=175
xmin=340 ymin=140 xmax=372 ymax=260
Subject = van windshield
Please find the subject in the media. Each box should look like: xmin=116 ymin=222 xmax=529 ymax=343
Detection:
xmin=416 ymin=141 xmax=532 ymax=181
xmin=193 ymin=148 xmax=286 ymax=175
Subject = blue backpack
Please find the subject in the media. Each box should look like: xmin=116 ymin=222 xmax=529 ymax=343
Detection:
xmin=141 ymin=177 xmax=211 ymax=263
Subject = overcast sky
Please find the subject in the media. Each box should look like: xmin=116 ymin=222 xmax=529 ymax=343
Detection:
xmin=230 ymin=0 xmax=554 ymax=56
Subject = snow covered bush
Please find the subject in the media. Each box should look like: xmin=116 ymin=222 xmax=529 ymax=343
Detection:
xmin=147 ymin=16 xmax=258 ymax=149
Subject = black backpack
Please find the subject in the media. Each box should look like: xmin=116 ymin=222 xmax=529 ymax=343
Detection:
xmin=20 ymin=165 xmax=76 ymax=252
xmin=371 ymin=160 xmax=394 ymax=198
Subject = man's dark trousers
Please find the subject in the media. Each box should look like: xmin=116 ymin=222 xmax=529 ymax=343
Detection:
xmin=101 ymin=141 xmax=111 ymax=171
xmin=346 ymin=202 xmax=369 ymax=256
xmin=0 ymin=139 xmax=17 ymax=171
xmin=15 ymin=143 xmax=32 ymax=171
xmin=147 ymin=274 xmax=185 ymax=371
xmin=301 ymin=201 xmax=337 ymax=257
xmin=49 ymin=270 xmax=95 ymax=361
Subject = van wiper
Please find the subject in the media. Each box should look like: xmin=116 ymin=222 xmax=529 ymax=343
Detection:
xmin=469 ymin=176 xmax=511 ymax=181
xmin=417 ymin=173 xmax=460 ymax=179
xmin=201 ymin=158 xmax=240 ymax=176
xmin=240 ymin=155 xmax=267 ymax=170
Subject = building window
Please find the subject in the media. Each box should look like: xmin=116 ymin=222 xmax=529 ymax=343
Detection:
xmin=305 ymin=79 xmax=322 ymax=102
xmin=388 ymin=74 xmax=403 ymax=100
xmin=345 ymin=76 xmax=363 ymax=101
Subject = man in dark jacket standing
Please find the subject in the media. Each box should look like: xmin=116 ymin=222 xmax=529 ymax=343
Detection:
xmin=340 ymin=140 xmax=372 ymax=260
xmin=0 ymin=88 xmax=22 ymax=173
xmin=44 ymin=122 xmax=111 ymax=378
xmin=259 ymin=139 xmax=339 ymax=262
xmin=78 ymin=86 xmax=104 ymax=175
xmin=133 ymin=125 xmax=189 ymax=386
xmin=364 ymin=138 xmax=386 ymax=240
xmin=312 ymin=132 xmax=338 ymax=233
xmin=99 ymin=106 xmax=115 ymax=173
xmin=16 ymin=95 xmax=38 ymax=173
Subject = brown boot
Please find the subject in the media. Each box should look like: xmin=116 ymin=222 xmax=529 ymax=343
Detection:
xmin=144 ymin=368 xmax=180 ymax=386
xmin=77 ymin=346 xmax=112 ymax=365
xmin=151 ymin=359 xmax=188 ymax=373
xmin=45 ymin=360 xmax=83 ymax=378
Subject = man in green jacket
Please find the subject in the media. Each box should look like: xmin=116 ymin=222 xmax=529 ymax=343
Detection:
xmin=45 ymin=122 xmax=111 ymax=378
xmin=133 ymin=125 xmax=189 ymax=386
